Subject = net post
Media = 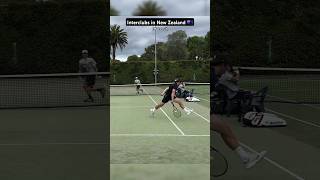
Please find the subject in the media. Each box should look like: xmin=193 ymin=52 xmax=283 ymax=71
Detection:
xmin=154 ymin=27 xmax=157 ymax=84
xmin=152 ymin=26 xmax=169 ymax=84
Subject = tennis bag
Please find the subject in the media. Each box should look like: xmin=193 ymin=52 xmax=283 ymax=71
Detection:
xmin=242 ymin=112 xmax=287 ymax=127
xmin=186 ymin=96 xmax=200 ymax=102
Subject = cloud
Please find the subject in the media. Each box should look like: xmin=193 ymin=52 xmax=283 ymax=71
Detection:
xmin=110 ymin=16 xmax=210 ymax=61
xmin=111 ymin=0 xmax=210 ymax=16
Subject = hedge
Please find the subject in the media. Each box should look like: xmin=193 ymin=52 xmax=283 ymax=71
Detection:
xmin=0 ymin=0 xmax=109 ymax=74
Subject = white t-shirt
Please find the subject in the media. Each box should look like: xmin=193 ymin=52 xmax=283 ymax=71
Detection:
xmin=134 ymin=79 xmax=141 ymax=85
xmin=178 ymin=83 xmax=185 ymax=91
xmin=219 ymin=71 xmax=240 ymax=99
xmin=219 ymin=71 xmax=239 ymax=92
xmin=79 ymin=58 xmax=97 ymax=72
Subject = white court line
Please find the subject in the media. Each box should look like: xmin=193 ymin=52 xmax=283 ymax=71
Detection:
xmin=192 ymin=111 xmax=210 ymax=123
xmin=197 ymin=97 xmax=210 ymax=102
xmin=0 ymin=135 xmax=211 ymax=146
xmin=146 ymin=93 xmax=185 ymax=135
xmin=111 ymin=134 xmax=209 ymax=137
xmin=0 ymin=142 xmax=107 ymax=146
xmin=240 ymin=143 xmax=305 ymax=180
xmin=111 ymin=106 xmax=150 ymax=109
xmin=195 ymin=112 xmax=305 ymax=180
xmin=185 ymin=95 xmax=210 ymax=123
xmin=266 ymin=108 xmax=320 ymax=128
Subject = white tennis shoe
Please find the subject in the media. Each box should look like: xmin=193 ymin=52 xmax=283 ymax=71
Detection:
xmin=184 ymin=107 xmax=193 ymax=115
xmin=150 ymin=108 xmax=155 ymax=117
xmin=245 ymin=151 xmax=267 ymax=169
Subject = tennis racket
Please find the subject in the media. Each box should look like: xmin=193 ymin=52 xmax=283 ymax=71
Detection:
xmin=171 ymin=102 xmax=181 ymax=118
xmin=211 ymin=146 xmax=228 ymax=177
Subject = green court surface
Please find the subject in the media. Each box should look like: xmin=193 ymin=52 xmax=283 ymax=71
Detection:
xmin=0 ymin=107 xmax=108 ymax=180
xmin=186 ymin=84 xmax=210 ymax=107
xmin=110 ymin=90 xmax=210 ymax=180
xmin=212 ymin=102 xmax=320 ymax=180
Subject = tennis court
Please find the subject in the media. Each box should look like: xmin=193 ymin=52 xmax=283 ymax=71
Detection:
xmin=110 ymin=83 xmax=210 ymax=180
xmin=212 ymin=67 xmax=320 ymax=180
xmin=0 ymin=73 xmax=109 ymax=180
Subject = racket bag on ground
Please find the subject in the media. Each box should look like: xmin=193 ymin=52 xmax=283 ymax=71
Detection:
xmin=242 ymin=112 xmax=287 ymax=127
xmin=186 ymin=96 xmax=200 ymax=102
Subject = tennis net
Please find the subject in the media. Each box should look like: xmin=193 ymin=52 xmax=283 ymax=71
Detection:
xmin=238 ymin=67 xmax=320 ymax=104
xmin=0 ymin=72 xmax=109 ymax=109
xmin=110 ymin=82 xmax=210 ymax=97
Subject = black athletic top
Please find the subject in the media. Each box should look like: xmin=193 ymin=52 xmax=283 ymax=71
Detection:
xmin=165 ymin=83 xmax=179 ymax=97
xmin=211 ymin=66 xmax=219 ymax=91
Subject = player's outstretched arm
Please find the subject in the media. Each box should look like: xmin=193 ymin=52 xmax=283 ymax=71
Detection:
xmin=161 ymin=87 xmax=169 ymax=96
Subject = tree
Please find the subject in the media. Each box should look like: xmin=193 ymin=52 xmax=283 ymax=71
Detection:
xmin=127 ymin=55 xmax=140 ymax=61
xmin=187 ymin=36 xmax=206 ymax=60
xmin=156 ymin=42 xmax=168 ymax=61
xmin=204 ymin=31 xmax=210 ymax=58
xmin=110 ymin=6 xmax=119 ymax=16
xmin=133 ymin=0 xmax=166 ymax=16
xmin=166 ymin=30 xmax=188 ymax=60
xmin=110 ymin=24 xmax=128 ymax=61
xmin=140 ymin=42 xmax=167 ymax=61
xmin=140 ymin=44 xmax=155 ymax=61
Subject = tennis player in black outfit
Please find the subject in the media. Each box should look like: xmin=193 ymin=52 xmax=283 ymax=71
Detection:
xmin=150 ymin=78 xmax=193 ymax=116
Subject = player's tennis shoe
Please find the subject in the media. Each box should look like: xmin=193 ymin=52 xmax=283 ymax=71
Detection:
xmin=100 ymin=88 xmax=106 ymax=98
xmin=84 ymin=98 xmax=94 ymax=102
xmin=150 ymin=108 xmax=155 ymax=117
xmin=186 ymin=110 xmax=191 ymax=115
xmin=184 ymin=107 xmax=193 ymax=115
xmin=245 ymin=150 xmax=267 ymax=169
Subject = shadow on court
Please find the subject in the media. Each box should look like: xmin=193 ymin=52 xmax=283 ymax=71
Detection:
xmin=0 ymin=107 xmax=108 ymax=180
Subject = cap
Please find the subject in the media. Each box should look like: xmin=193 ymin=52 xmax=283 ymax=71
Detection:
xmin=82 ymin=50 xmax=88 ymax=54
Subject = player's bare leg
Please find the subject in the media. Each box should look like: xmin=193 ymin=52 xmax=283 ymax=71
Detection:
xmin=211 ymin=114 xmax=239 ymax=149
xmin=173 ymin=98 xmax=192 ymax=115
xmin=83 ymin=86 xmax=94 ymax=102
xmin=211 ymin=114 xmax=267 ymax=168
xmin=99 ymin=87 xmax=106 ymax=98
xmin=155 ymin=102 xmax=165 ymax=110
xmin=150 ymin=102 xmax=165 ymax=116
xmin=84 ymin=86 xmax=105 ymax=100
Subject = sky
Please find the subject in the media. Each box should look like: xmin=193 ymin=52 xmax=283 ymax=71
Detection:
xmin=110 ymin=16 xmax=210 ymax=61
xmin=111 ymin=0 xmax=210 ymax=16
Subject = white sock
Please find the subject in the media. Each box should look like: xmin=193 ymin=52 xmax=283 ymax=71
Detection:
xmin=235 ymin=146 xmax=250 ymax=163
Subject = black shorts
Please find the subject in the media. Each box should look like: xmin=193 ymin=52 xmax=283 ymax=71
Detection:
xmin=136 ymin=85 xmax=140 ymax=90
xmin=162 ymin=95 xmax=175 ymax=103
xmin=85 ymin=75 xmax=96 ymax=87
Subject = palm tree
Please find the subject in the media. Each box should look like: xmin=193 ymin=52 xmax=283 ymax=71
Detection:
xmin=110 ymin=24 xmax=128 ymax=61
xmin=133 ymin=0 xmax=166 ymax=16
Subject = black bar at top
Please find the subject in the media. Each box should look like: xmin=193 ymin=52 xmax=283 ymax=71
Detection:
xmin=126 ymin=18 xmax=194 ymax=26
